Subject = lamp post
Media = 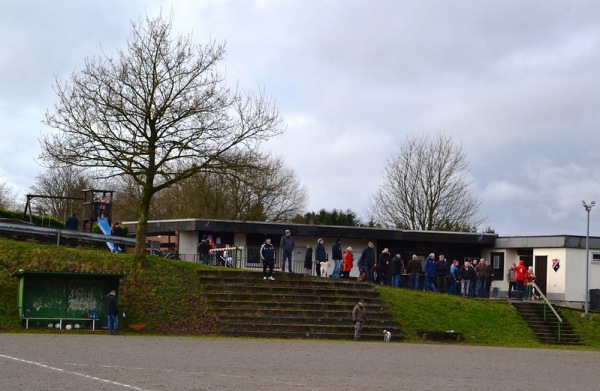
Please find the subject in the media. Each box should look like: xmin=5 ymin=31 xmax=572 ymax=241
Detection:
xmin=583 ymin=200 xmax=595 ymax=316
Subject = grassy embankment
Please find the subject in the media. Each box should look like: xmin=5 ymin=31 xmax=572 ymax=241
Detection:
xmin=1 ymin=236 xmax=599 ymax=349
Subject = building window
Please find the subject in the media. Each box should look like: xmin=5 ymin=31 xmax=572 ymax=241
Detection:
xmin=493 ymin=255 xmax=500 ymax=269
xmin=490 ymin=252 xmax=504 ymax=280
xmin=592 ymin=253 xmax=600 ymax=263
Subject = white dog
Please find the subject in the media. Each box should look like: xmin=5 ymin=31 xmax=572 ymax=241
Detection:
xmin=383 ymin=330 xmax=391 ymax=342
xmin=320 ymin=261 xmax=331 ymax=278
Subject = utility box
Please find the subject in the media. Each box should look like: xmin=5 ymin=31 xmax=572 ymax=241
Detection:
xmin=590 ymin=289 xmax=600 ymax=311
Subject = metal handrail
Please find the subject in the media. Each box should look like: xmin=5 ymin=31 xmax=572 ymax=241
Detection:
xmin=0 ymin=221 xmax=138 ymax=247
xmin=531 ymin=281 xmax=562 ymax=342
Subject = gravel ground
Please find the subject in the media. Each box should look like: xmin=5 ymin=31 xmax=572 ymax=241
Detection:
xmin=1 ymin=334 xmax=600 ymax=390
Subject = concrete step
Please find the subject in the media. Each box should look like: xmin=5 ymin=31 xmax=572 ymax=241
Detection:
xmin=200 ymin=269 xmax=403 ymax=342
xmin=512 ymin=302 xmax=581 ymax=345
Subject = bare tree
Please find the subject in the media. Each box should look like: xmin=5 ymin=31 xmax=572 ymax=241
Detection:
xmin=150 ymin=153 xmax=308 ymax=222
xmin=369 ymin=132 xmax=484 ymax=231
xmin=0 ymin=181 xmax=17 ymax=211
xmin=29 ymin=166 xmax=91 ymax=223
xmin=40 ymin=14 xmax=283 ymax=264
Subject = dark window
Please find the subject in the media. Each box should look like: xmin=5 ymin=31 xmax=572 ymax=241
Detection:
xmin=491 ymin=252 xmax=504 ymax=280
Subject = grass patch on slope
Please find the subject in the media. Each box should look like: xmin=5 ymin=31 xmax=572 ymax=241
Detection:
xmin=559 ymin=308 xmax=600 ymax=349
xmin=377 ymin=286 xmax=542 ymax=347
xmin=0 ymin=237 xmax=219 ymax=334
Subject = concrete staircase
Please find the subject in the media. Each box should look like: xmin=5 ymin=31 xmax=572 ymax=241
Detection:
xmin=512 ymin=301 xmax=581 ymax=345
xmin=197 ymin=269 xmax=403 ymax=341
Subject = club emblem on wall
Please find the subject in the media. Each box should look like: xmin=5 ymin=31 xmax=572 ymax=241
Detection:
xmin=552 ymin=258 xmax=560 ymax=272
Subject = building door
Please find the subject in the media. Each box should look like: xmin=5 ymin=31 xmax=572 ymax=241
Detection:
xmin=534 ymin=255 xmax=548 ymax=296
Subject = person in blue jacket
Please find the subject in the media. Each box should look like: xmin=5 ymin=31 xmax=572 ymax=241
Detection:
xmin=424 ymin=253 xmax=437 ymax=292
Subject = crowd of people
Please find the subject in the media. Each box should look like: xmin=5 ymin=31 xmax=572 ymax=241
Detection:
xmin=254 ymin=233 xmax=539 ymax=300
xmin=508 ymin=259 xmax=537 ymax=300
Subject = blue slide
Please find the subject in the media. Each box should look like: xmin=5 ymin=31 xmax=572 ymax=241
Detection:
xmin=97 ymin=218 xmax=122 ymax=253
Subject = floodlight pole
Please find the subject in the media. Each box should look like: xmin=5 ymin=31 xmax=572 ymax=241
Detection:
xmin=583 ymin=201 xmax=595 ymax=316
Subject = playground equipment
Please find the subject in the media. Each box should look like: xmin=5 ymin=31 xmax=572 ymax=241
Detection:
xmin=82 ymin=189 xmax=114 ymax=232
xmin=97 ymin=217 xmax=123 ymax=253
xmin=23 ymin=194 xmax=82 ymax=224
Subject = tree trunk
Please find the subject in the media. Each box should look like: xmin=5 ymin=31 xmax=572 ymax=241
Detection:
xmin=133 ymin=185 xmax=153 ymax=268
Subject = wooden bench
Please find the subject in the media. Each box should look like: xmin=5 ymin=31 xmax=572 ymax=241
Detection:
xmin=23 ymin=317 xmax=99 ymax=330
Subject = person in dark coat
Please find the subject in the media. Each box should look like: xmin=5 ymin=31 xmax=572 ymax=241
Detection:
xmin=260 ymin=238 xmax=276 ymax=280
xmin=197 ymin=235 xmax=212 ymax=265
xmin=406 ymin=255 xmax=422 ymax=290
xmin=435 ymin=254 xmax=450 ymax=293
xmin=304 ymin=244 xmax=313 ymax=274
xmin=468 ymin=260 xmax=478 ymax=297
xmin=390 ymin=254 xmax=405 ymax=288
xmin=331 ymin=238 xmax=343 ymax=279
xmin=280 ymin=229 xmax=295 ymax=273
xmin=377 ymin=248 xmax=392 ymax=285
xmin=106 ymin=290 xmax=119 ymax=335
xmin=359 ymin=241 xmax=376 ymax=283
xmin=424 ymin=253 xmax=437 ymax=292
xmin=65 ymin=213 xmax=78 ymax=230
xmin=315 ymin=238 xmax=327 ymax=277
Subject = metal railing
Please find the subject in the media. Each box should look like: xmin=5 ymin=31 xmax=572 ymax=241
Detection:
xmin=531 ymin=281 xmax=562 ymax=342
xmin=0 ymin=221 xmax=138 ymax=248
xmin=178 ymin=246 xmax=317 ymax=275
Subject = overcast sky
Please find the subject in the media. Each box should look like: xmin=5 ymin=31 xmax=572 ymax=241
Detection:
xmin=2 ymin=0 xmax=600 ymax=236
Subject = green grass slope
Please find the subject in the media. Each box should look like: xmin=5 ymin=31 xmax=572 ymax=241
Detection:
xmin=0 ymin=237 xmax=218 ymax=334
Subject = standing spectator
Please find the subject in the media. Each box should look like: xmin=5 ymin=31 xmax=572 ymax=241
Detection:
xmin=377 ymin=248 xmax=392 ymax=285
xmin=280 ymin=229 xmax=295 ymax=273
xmin=65 ymin=213 xmax=79 ymax=230
xmin=260 ymin=238 xmax=276 ymax=280
xmin=197 ymin=235 xmax=211 ymax=265
xmin=468 ymin=260 xmax=478 ymax=297
xmin=484 ymin=259 xmax=495 ymax=298
xmin=315 ymin=238 xmax=327 ymax=277
xmin=352 ymin=299 xmax=368 ymax=341
xmin=65 ymin=212 xmax=79 ymax=247
xmin=111 ymin=221 xmax=123 ymax=236
xmin=525 ymin=266 xmax=536 ymax=300
xmin=390 ymin=254 xmax=405 ymax=288
xmin=424 ymin=253 xmax=437 ymax=292
xmin=331 ymin=239 xmax=343 ymax=279
xmin=475 ymin=258 xmax=487 ymax=297
xmin=406 ymin=254 xmax=422 ymax=290
xmin=106 ymin=290 xmax=118 ymax=335
xmin=342 ymin=247 xmax=354 ymax=279
xmin=459 ymin=261 xmax=471 ymax=297
xmin=507 ymin=263 xmax=517 ymax=299
xmin=449 ymin=260 xmax=460 ymax=295
xmin=435 ymin=254 xmax=450 ymax=293
xmin=514 ymin=259 xmax=528 ymax=300
xmin=359 ymin=242 xmax=376 ymax=283
xmin=304 ymin=244 xmax=313 ymax=274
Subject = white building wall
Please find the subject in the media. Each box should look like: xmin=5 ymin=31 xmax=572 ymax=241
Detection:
xmin=533 ymin=248 xmax=566 ymax=301
xmin=178 ymin=231 xmax=199 ymax=262
xmin=564 ymin=248 xmax=586 ymax=304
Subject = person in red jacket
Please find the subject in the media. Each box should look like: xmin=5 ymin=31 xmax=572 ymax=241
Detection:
xmin=513 ymin=259 xmax=528 ymax=300
xmin=342 ymin=247 xmax=354 ymax=279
